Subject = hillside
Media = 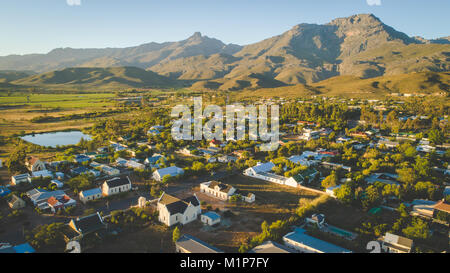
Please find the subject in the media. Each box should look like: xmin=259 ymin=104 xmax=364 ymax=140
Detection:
xmin=11 ymin=67 xmax=180 ymax=90
xmin=234 ymin=72 xmax=450 ymax=99
xmin=0 ymin=14 xmax=449 ymax=91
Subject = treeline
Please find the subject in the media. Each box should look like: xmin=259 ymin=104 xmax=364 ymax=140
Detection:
xmin=30 ymin=109 xmax=125 ymax=123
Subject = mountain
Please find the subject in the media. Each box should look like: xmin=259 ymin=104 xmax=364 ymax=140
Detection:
xmin=1 ymin=14 xmax=449 ymax=91
xmin=11 ymin=67 xmax=180 ymax=90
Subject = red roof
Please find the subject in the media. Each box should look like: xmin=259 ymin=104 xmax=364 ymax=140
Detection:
xmin=434 ymin=200 xmax=450 ymax=213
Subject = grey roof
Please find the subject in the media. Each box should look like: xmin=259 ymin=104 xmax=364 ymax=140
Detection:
xmin=71 ymin=213 xmax=106 ymax=235
xmin=176 ymin=234 xmax=224 ymax=253
xmin=249 ymin=241 xmax=294 ymax=253
xmin=104 ymin=176 xmax=131 ymax=188
xmin=284 ymin=228 xmax=351 ymax=253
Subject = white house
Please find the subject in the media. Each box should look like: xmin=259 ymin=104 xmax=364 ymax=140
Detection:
xmin=381 ymin=233 xmax=414 ymax=253
xmin=11 ymin=173 xmax=31 ymax=185
xmin=200 ymin=181 xmax=236 ymax=201
xmin=101 ymin=165 xmax=120 ymax=176
xmin=157 ymin=192 xmax=201 ymax=227
xmin=102 ymin=176 xmax=132 ymax=196
xmin=242 ymin=193 xmax=256 ymax=203
xmin=25 ymin=156 xmax=46 ymax=172
xmin=201 ymin=211 xmax=221 ymax=226
xmin=79 ymin=188 xmax=103 ymax=204
xmin=244 ymin=162 xmax=275 ymax=177
xmin=153 ymin=166 xmax=184 ymax=182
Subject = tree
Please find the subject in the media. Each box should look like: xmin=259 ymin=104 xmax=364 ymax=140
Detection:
xmin=428 ymin=129 xmax=444 ymax=145
xmin=397 ymin=168 xmax=418 ymax=184
xmin=321 ymin=171 xmax=338 ymax=189
xmin=172 ymin=226 xmax=181 ymax=243
xmin=6 ymin=145 xmax=27 ymax=174
xmin=335 ymin=182 xmax=354 ymax=205
xmin=402 ymin=218 xmax=430 ymax=240
xmin=362 ymin=185 xmax=381 ymax=210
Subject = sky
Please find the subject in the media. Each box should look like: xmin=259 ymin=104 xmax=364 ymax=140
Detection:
xmin=0 ymin=0 xmax=449 ymax=56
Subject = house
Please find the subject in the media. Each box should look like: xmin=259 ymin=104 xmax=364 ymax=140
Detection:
xmin=175 ymin=234 xmax=223 ymax=253
xmin=209 ymin=139 xmax=222 ymax=148
xmin=321 ymin=162 xmax=352 ymax=172
xmin=102 ymin=176 xmax=132 ymax=196
xmin=7 ymin=194 xmax=26 ymax=209
xmin=242 ymin=192 xmax=255 ymax=203
xmin=0 ymin=243 xmax=35 ymax=253
xmin=288 ymin=155 xmax=316 ymax=167
xmin=27 ymin=189 xmax=66 ymax=209
xmin=50 ymin=179 xmax=64 ymax=188
xmin=74 ymin=154 xmax=91 ymax=164
xmin=153 ymin=166 xmax=184 ymax=182
xmin=157 ymin=192 xmax=201 ymax=226
xmin=31 ymin=169 xmax=53 ymax=179
xmin=72 ymin=166 xmax=92 ymax=176
xmin=249 ymin=241 xmax=295 ymax=253
xmin=201 ymin=211 xmax=221 ymax=226
xmin=67 ymin=212 xmax=107 ymax=240
xmin=433 ymin=200 xmax=450 ymax=220
xmin=286 ymin=168 xmax=319 ymax=186
xmin=147 ymin=128 xmax=161 ymax=135
xmin=377 ymin=140 xmax=399 ymax=149
xmin=25 ymin=156 xmax=46 ymax=172
xmin=144 ymin=154 xmax=165 ymax=166
xmin=79 ymin=188 xmax=103 ymax=204
xmin=200 ymin=181 xmax=236 ymax=201
xmin=381 ymin=233 xmax=414 ymax=253
xmin=217 ymin=155 xmax=237 ymax=163
xmin=11 ymin=173 xmax=31 ymax=185
xmin=244 ymin=162 xmax=275 ymax=177
xmin=365 ymin=173 xmax=400 ymax=186
xmin=299 ymin=128 xmax=320 ymax=141
xmin=283 ymin=228 xmax=351 ymax=253
xmin=47 ymin=195 xmax=76 ymax=213
xmin=101 ymin=165 xmax=120 ymax=176
xmin=0 ymin=186 xmax=11 ymax=197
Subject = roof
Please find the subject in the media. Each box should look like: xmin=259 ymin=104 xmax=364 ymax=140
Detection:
xmin=104 ymin=176 xmax=131 ymax=188
xmin=72 ymin=213 xmax=106 ymax=235
xmin=249 ymin=162 xmax=275 ymax=173
xmin=158 ymin=192 xmax=200 ymax=215
xmin=26 ymin=156 xmax=40 ymax=166
xmin=383 ymin=233 xmax=413 ymax=252
xmin=80 ymin=188 xmax=102 ymax=197
xmin=176 ymin=234 xmax=223 ymax=253
xmin=284 ymin=228 xmax=351 ymax=253
xmin=0 ymin=243 xmax=35 ymax=253
xmin=202 ymin=211 xmax=221 ymax=221
xmin=434 ymin=200 xmax=450 ymax=213
xmin=155 ymin=166 xmax=184 ymax=178
xmin=208 ymin=181 xmax=234 ymax=193
xmin=249 ymin=241 xmax=294 ymax=253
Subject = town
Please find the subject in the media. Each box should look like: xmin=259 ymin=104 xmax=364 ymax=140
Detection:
xmin=0 ymin=95 xmax=448 ymax=253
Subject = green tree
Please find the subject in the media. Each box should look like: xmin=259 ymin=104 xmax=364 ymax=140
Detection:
xmin=172 ymin=226 xmax=181 ymax=243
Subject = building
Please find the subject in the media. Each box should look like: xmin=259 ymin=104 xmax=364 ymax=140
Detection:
xmin=201 ymin=211 xmax=221 ymax=226
xmin=153 ymin=166 xmax=184 ymax=182
xmin=200 ymin=181 xmax=236 ymax=201
xmin=79 ymin=188 xmax=103 ymax=204
xmin=299 ymin=128 xmax=320 ymax=141
xmin=365 ymin=173 xmax=400 ymax=186
xmin=377 ymin=140 xmax=399 ymax=149
xmin=242 ymin=193 xmax=256 ymax=203
xmin=26 ymin=189 xmax=66 ymax=208
xmin=11 ymin=173 xmax=31 ymax=185
xmin=175 ymin=234 xmax=223 ymax=253
xmin=249 ymin=241 xmax=295 ymax=253
xmin=25 ymin=156 xmax=46 ymax=172
xmin=101 ymin=165 xmax=120 ymax=176
xmin=286 ymin=168 xmax=319 ymax=186
xmin=283 ymin=228 xmax=351 ymax=253
xmin=0 ymin=243 xmax=35 ymax=253
xmin=157 ymin=192 xmax=201 ymax=226
xmin=7 ymin=194 xmax=26 ymax=209
xmin=50 ymin=179 xmax=64 ymax=189
xmin=381 ymin=233 xmax=414 ymax=253
xmin=67 ymin=212 xmax=107 ymax=241
xmin=102 ymin=176 xmax=132 ymax=196
xmin=0 ymin=186 xmax=11 ymax=197
xmin=47 ymin=195 xmax=76 ymax=213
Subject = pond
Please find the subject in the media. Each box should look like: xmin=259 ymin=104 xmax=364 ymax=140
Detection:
xmin=21 ymin=131 xmax=92 ymax=148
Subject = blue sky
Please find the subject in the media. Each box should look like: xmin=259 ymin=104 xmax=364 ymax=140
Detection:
xmin=0 ymin=0 xmax=449 ymax=56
